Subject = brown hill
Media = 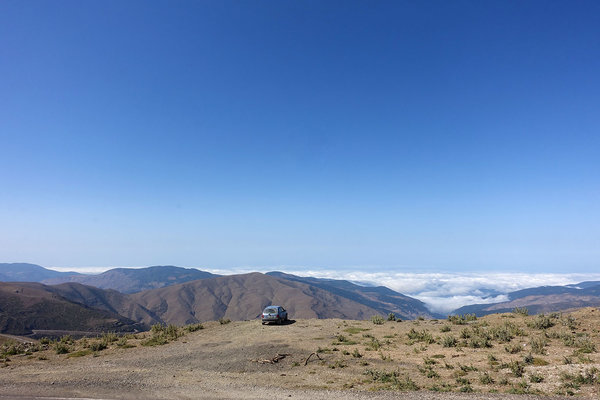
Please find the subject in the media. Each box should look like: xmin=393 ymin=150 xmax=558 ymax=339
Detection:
xmin=0 ymin=282 xmax=145 ymax=335
xmin=50 ymin=282 xmax=162 ymax=327
xmin=453 ymin=282 xmax=600 ymax=316
xmin=130 ymin=272 xmax=384 ymax=325
xmin=267 ymin=271 xmax=437 ymax=319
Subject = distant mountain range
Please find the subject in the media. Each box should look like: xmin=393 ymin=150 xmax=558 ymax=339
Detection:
xmin=0 ymin=263 xmax=435 ymax=335
xmin=2 ymin=263 xmax=600 ymax=336
xmin=42 ymin=265 xmax=219 ymax=293
xmin=453 ymin=282 xmax=600 ymax=316
xmin=0 ymin=263 xmax=82 ymax=282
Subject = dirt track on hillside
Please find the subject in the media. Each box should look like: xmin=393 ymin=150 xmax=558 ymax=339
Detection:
xmin=1 ymin=313 xmax=598 ymax=399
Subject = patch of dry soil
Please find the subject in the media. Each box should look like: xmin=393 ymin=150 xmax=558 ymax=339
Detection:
xmin=1 ymin=310 xmax=599 ymax=399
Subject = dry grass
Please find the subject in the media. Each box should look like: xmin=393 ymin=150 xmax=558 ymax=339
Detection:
xmin=1 ymin=308 xmax=599 ymax=397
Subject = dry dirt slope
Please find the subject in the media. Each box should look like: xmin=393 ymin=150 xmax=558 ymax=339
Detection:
xmin=0 ymin=282 xmax=145 ymax=335
xmin=130 ymin=272 xmax=384 ymax=325
xmin=1 ymin=308 xmax=599 ymax=399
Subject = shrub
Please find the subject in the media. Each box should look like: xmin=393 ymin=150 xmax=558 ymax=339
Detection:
xmin=512 ymin=307 xmax=529 ymax=316
xmin=352 ymin=348 xmax=362 ymax=358
xmin=575 ymin=336 xmax=596 ymax=354
xmin=505 ymin=343 xmax=522 ymax=354
xmin=218 ymin=318 xmax=231 ymax=325
xmin=441 ymin=335 xmax=457 ymax=348
xmin=561 ymin=315 xmax=577 ymax=330
xmin=89 ymin=341 xmax=107 ymax=352
xmin=371 ymin=315 xmax=385 ymax=325
xmin=165 ymin=324 xmax=180 ymax=339
xmin=387 ymin=313 xmax=396 ymax=321
xmin=141 ymin=335 xmax=168 ymax=346
xmin=365 ymin=336 xmax=382 ymax=351
xmin=55 ymin=343 xmax=70 ymax=354
xmin=528 ymin=314 xmax=554 ymax=330
xmin=448 ymin=314 xmax=477 ymax=325
xmin=185 ymin=323 xmax=204 ymax=332
xmin=490 ymin=321 xmax=523 ymax=342
xmin=407 ymin=328 xmax=434 ymax=344
xmin=459 ymin=384 xmax=473 ymax=392
xmin=529 ymin=335 xmax=548 ymax=355
xmin=529 ymin=373 xmax=544 ymax=383
xmin=480 ymin=372 xmax=495 ymax=384
xmin=440 ymin=325 xmax=451 ymax=332
xmin=365 ymin=369 xmax=419 ymax=390
xmin=102 ymin=332 xmax=118 ymax=343
xmin=59 ymin=335 xmax=73 ymax=344
xmin=332 ymin=334 xmax=357 ymax=345
xmin=459 ymin=363 xmax=478 ymax=372
xmin=508 ymin=360 xmax=525 ymax=377
xmin=68 ymin=349 xmax=92 ymax=358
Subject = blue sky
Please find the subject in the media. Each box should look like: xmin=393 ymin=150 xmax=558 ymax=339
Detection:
xmin=1 ymin=1 xmax=599 ymax=272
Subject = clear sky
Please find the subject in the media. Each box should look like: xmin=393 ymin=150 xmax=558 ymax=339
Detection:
xmin=1 ymin=1 xmax=599 ymax=273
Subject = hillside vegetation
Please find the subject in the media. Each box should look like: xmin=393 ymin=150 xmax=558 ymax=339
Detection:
xmin=1 ymin=308 xmax=599 ymax=398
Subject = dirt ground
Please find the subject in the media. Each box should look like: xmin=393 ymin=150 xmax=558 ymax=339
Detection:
xmin=1 ymin=309 xmax=599 ymax=399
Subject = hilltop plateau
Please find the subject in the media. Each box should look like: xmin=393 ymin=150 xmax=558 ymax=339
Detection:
xmin=1 ymin=308 xmax=599 ymax=399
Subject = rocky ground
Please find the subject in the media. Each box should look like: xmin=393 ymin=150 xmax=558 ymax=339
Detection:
xmin=1 ymin=309 xmax=599 ymax=399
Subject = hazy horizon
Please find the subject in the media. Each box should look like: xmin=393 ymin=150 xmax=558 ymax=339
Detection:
xmin=31 ymin=263 xmax=600 ymax=314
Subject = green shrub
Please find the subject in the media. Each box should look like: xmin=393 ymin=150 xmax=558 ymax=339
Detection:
xmin=479 ymin=372 xmax=495 ymax=384
xmin=218 ymin=318 xmax=231 ymax=325
xmin=529 ymin=335 xmax=548 ymax=355
xmin=102 ymin=332 xmax=118 ymax=343
xmin=512 ymin=307 xmax=529 ymax=316
xmin=575 ymin=336 xmax=596 ymax=354
xmin=332 ymin=334 xmax=357 ymax=345
xmin=89 ymin=341 xmax=107 ymax=352
xmin=365 ymin=369 xmax=419 ymax=390
xmin=448 ymin=314 xmax=477 ymax=325
xmin=407 ymin=328 xmax=434 ymax=344
xmin=529 ymin=373 xmax=544 ymax=383
xmin=55 ymin=343 xmax=70 ymax=354
xmin=185 ymin=323 xmax=204 ymax=332
xmin=371 ymin=315 xmax=385 ymax=325
xmin=141 ymin=335 xmax=168 ymax=346
xmin=441 ymin=335 xmax=457 ymax=348
xmin=440 ymin=325 xmax=451 ymax=332
xmin=67 ymin=349 xmax=92 ymax=358
xmin=508 ymin=360 xmax=525 ymax=377
xmin=59 ymin=335 xmax=73 ymax=344
xmin=490 ymin=321 xmax=523 ymax=342
xmin=561 ymin=315 xmax=577 ymax=330
xmin=528 ymin=314 xmax=554 ymax=330
xmin=165 ymin=324 xmax=180 ymax=339
xmin=365 ymin=336 xmax=382 ymax=351
xmin=505 ymin=343 xmax=522 ymax=354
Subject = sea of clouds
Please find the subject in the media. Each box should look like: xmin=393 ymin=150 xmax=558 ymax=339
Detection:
xmin=206 ymin=268 xmax=600 ymax=314
xmin=51 ymin=265 xmax=600 ymax=314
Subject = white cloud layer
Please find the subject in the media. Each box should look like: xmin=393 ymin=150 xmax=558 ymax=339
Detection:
xmin=49 ymin=265 xmax=600 ymax=314
xmin=205 ymin=267 xmax=600 ymax=314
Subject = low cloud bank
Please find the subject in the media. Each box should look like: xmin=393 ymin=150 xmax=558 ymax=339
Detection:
xmin=50 ymin=264 xmax=600 ymax=314
xmin=253 ymin=269 xmax=600 ymax=314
